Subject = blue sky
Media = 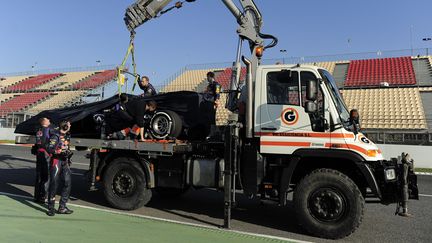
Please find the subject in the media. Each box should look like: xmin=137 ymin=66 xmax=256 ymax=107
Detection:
xmin=1 ymin=0 xmax=431 ymax=87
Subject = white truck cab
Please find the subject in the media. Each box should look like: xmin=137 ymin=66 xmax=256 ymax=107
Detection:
xmin=254 ymin=64 xmax=382 ymax=161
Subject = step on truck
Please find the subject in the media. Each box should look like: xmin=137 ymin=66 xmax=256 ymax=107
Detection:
xmin=17 ymin=0 xmax=419 ymax=239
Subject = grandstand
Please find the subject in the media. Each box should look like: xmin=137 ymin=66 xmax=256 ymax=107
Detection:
xmin=161 ymin=69 xmax=218 ymax=93
xmin=1 ymin=50 xmax=431 ymax=144
xmin=342 ymin=88 xmax=427 ymax=130
xmin=27 ymin=91 xmax=87 ymax=114
xmin=72 ymin=70 xmax=117 ymax=90
xmin=35 ymin=71 xmax=96 ymax=91
xmin=345 ymin=57 xmax=416 ymax=87
xmin=3 ymin=73 xmax=63 ymax=93
xmin=0 ymin=68 xmax=116 ymax=127
xmin=0 ymin=92 xmax=52 ymax=117
xmin=0 ymin=76 xmax=30 ymax=90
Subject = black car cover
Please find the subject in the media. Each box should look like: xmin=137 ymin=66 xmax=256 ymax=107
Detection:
xmin=15 ymin=91 xmax=212 ymax=139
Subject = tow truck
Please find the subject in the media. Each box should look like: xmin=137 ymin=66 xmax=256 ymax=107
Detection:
xmin=16 ymin=0 xmax=418 ymax=239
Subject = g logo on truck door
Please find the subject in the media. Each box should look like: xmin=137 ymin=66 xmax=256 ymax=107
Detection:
xmin=281 ymin=108 xmax=299 ymax=125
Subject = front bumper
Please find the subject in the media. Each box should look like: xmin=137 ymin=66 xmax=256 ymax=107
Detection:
xmin=368 ymin=157 xmax=419 ymax=205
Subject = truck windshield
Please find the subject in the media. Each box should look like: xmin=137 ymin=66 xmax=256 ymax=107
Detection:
xmin=318 ymin=69 xmax=350 ymax=124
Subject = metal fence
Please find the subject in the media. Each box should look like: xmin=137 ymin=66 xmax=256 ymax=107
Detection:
xmin=364 ymin=131 xmax=432 ymax=145
xmin=262 ymin=48 xmax=432 ymax=65
xmin=0 ymin=64 xmax=116 ymax=78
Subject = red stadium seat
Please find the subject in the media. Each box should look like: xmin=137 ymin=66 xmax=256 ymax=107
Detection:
xmin=215 ymin=68 xmax=247 ymax=90
xmin=72 ymin=70 xmax=117 ymax=90
xmin=0 ymin=92 xmax=51 ymax=117
xmin=4 ymin=73 xmax=62 ymax=92
xmin=345 ymin=57 xmax=416 ymax=87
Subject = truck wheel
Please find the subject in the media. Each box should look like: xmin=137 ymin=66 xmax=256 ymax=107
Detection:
xmin=103 ymin=157 xmax=152 ymax=210
xmin=149 ymin=110 xmax=183 ymax=140
xmin=293 ymin=168 xmax=364 ymax=239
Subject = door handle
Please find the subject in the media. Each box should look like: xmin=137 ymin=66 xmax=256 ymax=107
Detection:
xmin=262 ymin=127 xmax=277 ymax=131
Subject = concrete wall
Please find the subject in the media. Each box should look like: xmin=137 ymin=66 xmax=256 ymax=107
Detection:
xmin=0 ymin=128 xmax=20 ymax=141
xmin=378 ymin=144 xmax=432 ymax=168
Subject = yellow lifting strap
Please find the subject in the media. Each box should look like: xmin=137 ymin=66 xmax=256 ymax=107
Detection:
xmin=117 ymin=32 xmax=139 ymax=95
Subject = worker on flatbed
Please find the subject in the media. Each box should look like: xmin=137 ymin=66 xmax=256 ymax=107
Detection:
xmin=203 ymin=71 xmax=221 ymax=138
xmin=112 ymin=93 xmax=129 ymax=112
xmin=138 ymin=75 xmax=157 ymax=97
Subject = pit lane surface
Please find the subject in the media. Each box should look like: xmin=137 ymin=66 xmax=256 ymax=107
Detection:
xmin=1 ymin=144 xmax=431 ymax=242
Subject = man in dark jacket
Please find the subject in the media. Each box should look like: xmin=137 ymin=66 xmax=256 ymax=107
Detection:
xmin=33 ymin=117 xmax=55 ymax=203
xmin=46 ymin=120 xmax=73 ymax=216
xmin=203 ymin=71 xmax=221 ymax=137
xmin=138 ymin=76 xmax=157 ymax=97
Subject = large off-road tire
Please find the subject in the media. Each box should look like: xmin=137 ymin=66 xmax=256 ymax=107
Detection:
xmin=293 ymin=168 xmax=364 ymax=239
xmin=149 ymin=110 xmax=183 ymax=140
xmin=103 ymin=157 xmax=152 ymax=210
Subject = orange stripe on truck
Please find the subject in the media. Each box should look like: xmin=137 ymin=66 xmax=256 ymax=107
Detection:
xmin=260 ymin=140 xmax=369 ymax=156
xmin=260 ymin=141 xmax=311 ymax=147
xmin=325 ymin=143 xmax=369 ymax=155
xmin=255 ymin=132 xmax=354 ymax=139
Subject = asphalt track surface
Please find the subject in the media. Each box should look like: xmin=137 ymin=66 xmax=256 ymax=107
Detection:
xmin=1 ymin=144 xmax=431 ymax=243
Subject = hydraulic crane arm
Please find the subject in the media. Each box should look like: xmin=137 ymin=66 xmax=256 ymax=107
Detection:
xmin=124 ymin=0 xmax=276 ymax=51
xmin=124 ymin=0 xmax=278 ymax=138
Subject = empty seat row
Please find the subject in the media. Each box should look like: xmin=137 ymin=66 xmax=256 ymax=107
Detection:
xmin=215 ymin=67 xmax=247 ymax=90
xmin=345 ymin=57 xmax=416 ymax=87
xmin=342 ymin=87 xmax=427 ymax=130
xmin=0 ymin=92 xmax=51 ymax=117
xmin=36 ymin=71 xmax=95 ymax=91
xmin=0 ymin=75 xmax=30 ymax=89
xmin=72 ymin=70 xmax=116 ymax=90
xmin=215 ymin=93 xmax=231 ymax=126
xmin=161 ymin=69 xmax=214 ymax=93
xmin=27 ymin=91 xmax=86 ymax=114
xmin=0 ymin=93 xmax=16 ymax=103
xmin=3 ymin=73 xmax=62 ymax=92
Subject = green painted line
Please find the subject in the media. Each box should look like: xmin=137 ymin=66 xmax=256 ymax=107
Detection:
xmin=415 ymin=168 xmax=432 ymax=173
xmin=0 ymin=195 xmax=293 ymax=243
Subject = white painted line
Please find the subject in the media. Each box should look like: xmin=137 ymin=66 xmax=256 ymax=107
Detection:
xmin=0 ymin=191 xmax=311 ymax=243
xmin=415 ymin=172 xmax=432 ymax=176
xmin=72 ymin=162 xmax=89 ymax=166
xmin=419 ymin=194 xmax=432 ymax=198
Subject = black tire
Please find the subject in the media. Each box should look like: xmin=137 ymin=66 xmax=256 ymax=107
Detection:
xmin=103 ymin=157 xmax=152 ymax=210
xmin=293 ymin=168 xmax=364 ymax=239
xmin=149 ymin=110 xmax=183 ymax=140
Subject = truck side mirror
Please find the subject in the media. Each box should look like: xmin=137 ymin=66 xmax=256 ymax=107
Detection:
xmin=305 ymin=101 xmax=317 ymax=113
xmin=306 ymin=80 xmax=317 ymax=101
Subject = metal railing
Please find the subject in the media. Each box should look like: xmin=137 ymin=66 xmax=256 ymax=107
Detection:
xmin=0 ymin=64 xmax=116 ymax=78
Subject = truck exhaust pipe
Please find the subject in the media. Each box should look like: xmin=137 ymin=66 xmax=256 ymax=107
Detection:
xmin=242 ymin=56 xmax=253 ymax=138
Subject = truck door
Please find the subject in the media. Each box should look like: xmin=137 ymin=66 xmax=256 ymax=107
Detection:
xmin=256 ymin=69 xmax=328 ymax=154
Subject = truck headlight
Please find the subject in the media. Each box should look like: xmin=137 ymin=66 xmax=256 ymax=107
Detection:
xmin=385 ymin=168 xmax=396 ymax=181
xmin=367 ymin=149 xmax=379 ymax=157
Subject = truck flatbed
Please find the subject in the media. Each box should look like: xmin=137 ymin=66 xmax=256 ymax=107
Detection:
xmin=15 ymin=136 xmax=192 ymax=155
